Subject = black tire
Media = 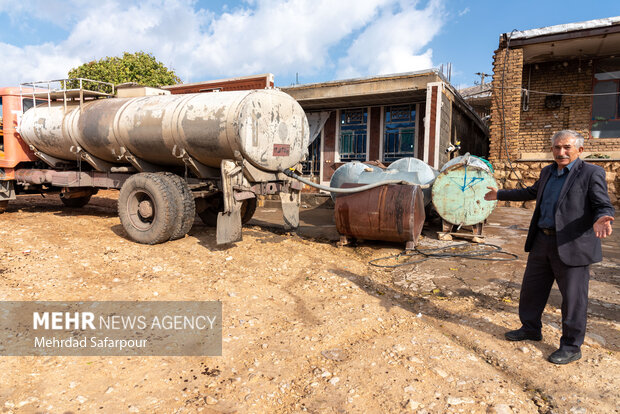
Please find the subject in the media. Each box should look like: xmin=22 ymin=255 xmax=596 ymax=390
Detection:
xmin=60 ymin=195 xmax=92 ymax=208
xmin=241 ymin=197 xmax=257 ymax=224
xmin=156 ymin=172 xmax=195 ymax=240
xmin=117 ymin=173 xmax=179 ymax=245
xmin=197 ymin=195 xmax=256 ymax=226
xmin=0 ymin=200 xmax=8 ymax=213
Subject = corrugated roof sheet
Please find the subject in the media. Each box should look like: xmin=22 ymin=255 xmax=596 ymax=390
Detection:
xmin=506 ymin=16 xmax=620 ymax=40
xmin=459 ymin=83 xmax=492 ymax=99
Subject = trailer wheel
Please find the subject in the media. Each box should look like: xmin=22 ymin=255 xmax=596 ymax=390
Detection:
xmin=156 ymin=172 xmax=196 ymax=240
xmin=0 ymin=200 xmax=8 ymax=213
xmin=197 ymin=194 xmax=256 ymax=227
xmin=118 ymin=173 xmax=179 ymax=244
xmin=60 ymin=195 xmax=92 ymax=208
xmin=241 ymin=197 xmax=257 ymax=224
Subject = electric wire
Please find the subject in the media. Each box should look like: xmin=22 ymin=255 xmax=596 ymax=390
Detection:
xmin=522 ymin=88 xmax=620 ymax=96
xmin=369 ymin=242 xmax=519 ymax=268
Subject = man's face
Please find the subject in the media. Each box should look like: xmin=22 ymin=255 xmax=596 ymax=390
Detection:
xmin=552 ymin=135 xmax=583 ymax=169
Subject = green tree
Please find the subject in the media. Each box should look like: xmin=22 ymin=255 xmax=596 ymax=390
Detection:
xmin=67 ymin=52 xmax=181 ymax=90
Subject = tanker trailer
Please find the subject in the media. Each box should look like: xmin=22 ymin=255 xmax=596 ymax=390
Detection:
xmin=11 ymin=79 xmax=309 ymax=245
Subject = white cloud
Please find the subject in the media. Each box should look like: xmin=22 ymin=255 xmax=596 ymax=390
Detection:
xmin=336 ymin=0 xmax=444 ymax=78
xmin=0 ymin=0 xmax=445 ymax=86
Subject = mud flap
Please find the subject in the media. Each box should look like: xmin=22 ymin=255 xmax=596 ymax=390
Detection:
xmin=216 ymin=159 xmax=245 ymax=245
xmin=216 ymin=208 xmax=242 ymax=245
xmin=279 ymin=190 xmax=300 ymax=230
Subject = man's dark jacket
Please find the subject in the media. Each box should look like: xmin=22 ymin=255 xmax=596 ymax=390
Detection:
xmin=498 ymin=158 xmax=615 ymax=266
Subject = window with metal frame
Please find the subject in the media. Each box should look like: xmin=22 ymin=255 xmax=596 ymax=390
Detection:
xmin=301 ymin=134 xmax=321 ymax=176
xmin=591 ymin=57 xmax=620 ymax=138
xmin=339 ymin=108 xmax=367 ymax=161
xmin=383 ymin=104 xmax=415 ymax=161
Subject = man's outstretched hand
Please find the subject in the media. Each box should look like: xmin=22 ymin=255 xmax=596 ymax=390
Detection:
xmin=594 ymin=216 xmax=614 ymax=238
xmin=484 ymin=186 xmax=498 ymax=201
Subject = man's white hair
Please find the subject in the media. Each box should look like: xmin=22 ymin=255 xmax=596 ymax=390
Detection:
xmin=551 ymin=130 xmax=584 ymax=148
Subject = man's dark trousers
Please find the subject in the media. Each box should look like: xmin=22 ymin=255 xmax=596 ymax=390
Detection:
xmin=521 ymin=232 xmax=589 ymax=352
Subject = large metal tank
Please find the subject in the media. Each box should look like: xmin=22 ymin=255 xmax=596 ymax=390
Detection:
xmin=329 ymin=158 xmax=438 ymax=205
xmin=431 ymin=153 xmax=497 ymax=226
xmin=19 ymin=89 xmax=309 ymax=172
xmin=360 ymin=158 xmax=438 ymax=205
xmin=335 ymin=183 xmax=425 ymax=248
xmin=328 ymin=161 xmax=383 ymax=200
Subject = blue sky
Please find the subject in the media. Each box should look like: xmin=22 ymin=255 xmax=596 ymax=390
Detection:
xmin=0 ymin=0 xmax=618 ymax=89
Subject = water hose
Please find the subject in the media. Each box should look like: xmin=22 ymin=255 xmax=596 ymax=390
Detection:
xmin=280 ymin=167 xmax=430 ymax=194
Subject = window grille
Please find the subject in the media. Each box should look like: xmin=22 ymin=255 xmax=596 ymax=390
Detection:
xmin=383 ymin=105 xmax=415 ymax=162
xmin=339 ymin=108 xmax=367 ymax=161
xmin=301 ymin=136 xmax=321 ymax=175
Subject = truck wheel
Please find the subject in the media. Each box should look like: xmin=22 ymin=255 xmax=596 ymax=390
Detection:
xmin=196 ymin=194 xmax=222 ymax=227
xmin=0 ymin=200 xmax=8 ymax=213
xmin=118 ymin=173 xmax=179 ymax=244
xmin=156 ymin=172 xmax=195 ymax=240
xmin=197 ymin=195 xmax=256 ymax=226
xmin=60 ymin=195 xmax=92 ymax=208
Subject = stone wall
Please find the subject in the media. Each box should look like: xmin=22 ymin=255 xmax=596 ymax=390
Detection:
xmin=492 ymin=160 xmax=620 ymax=208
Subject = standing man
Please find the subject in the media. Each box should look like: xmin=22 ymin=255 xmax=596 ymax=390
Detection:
xmin=485 ymin=130 xmax=614 ymax=364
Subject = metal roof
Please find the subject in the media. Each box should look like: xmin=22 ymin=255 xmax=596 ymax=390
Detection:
xmin=499 ymin=16 xmax=620 ymax=63
xmin=506 ymin=16 xmax=620 ymax=40
xmin=458 ymin=83 xmax=492 ymax=99
xmin=284 ymin=69 xmax=447 ymax=90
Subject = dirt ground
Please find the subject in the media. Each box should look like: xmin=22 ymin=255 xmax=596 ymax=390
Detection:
xmin=0 ymin=190 xmax=618 ymax=414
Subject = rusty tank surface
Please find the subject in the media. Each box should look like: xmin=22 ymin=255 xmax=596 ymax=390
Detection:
xmin=335 ymin=183 xmax=425 ymax=249
xmin=19 ymin=89 xmax=308 ymax=173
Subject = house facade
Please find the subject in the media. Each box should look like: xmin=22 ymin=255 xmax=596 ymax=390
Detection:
xmin=489 ymin=17 xmax=620 ymax=207
xmin=282 ymin=70 xmax=489 ymax=186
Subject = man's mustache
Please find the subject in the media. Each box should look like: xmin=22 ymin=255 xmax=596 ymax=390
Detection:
xmin=555 ymin=156 xmax=570 ymax=159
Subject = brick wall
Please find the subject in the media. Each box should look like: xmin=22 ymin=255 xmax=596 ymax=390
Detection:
xmin=369 ymin=107 xmax=381 ymax=160
xmin=518 ymin=60 xmax=620 ymax=153
xmin=490 ymin=48 xmax=620 ymax=208
xmin=322 ymin=112 xmax=337 ymax=183
xmin=489 ymin=48 xmax=523 ymax=162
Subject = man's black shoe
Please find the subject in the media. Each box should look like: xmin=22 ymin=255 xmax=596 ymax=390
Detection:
xmin=548 ymin=349 xmax=581 ymax=365
xmin=504 ymin=328 xmax=542 ymax=342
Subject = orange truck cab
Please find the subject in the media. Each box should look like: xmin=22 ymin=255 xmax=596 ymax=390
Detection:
xmin=0 ymin=87 xmax=40 ymax=210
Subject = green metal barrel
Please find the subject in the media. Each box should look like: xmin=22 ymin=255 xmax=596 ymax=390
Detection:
xmin=431 ymin=154 xmax=497 ymax=226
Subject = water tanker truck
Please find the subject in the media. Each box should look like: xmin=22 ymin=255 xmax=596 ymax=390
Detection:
xmin=0 ymin=79 xmax=309 ymax=245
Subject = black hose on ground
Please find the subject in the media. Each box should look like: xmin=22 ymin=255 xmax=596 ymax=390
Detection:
xmin=369 ymin=243 xmax=519 ymax=268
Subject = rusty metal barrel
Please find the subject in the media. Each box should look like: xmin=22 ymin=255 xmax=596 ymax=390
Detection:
xmin=335 ymin=183 xmax=426 ymax=247
xmin=431 ymin=153 xmax=497 ymax=226
xmin=18 ymin=89 xmax=309 ymax=172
